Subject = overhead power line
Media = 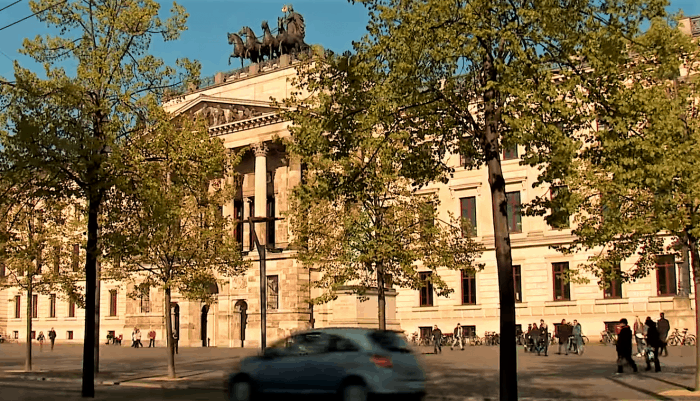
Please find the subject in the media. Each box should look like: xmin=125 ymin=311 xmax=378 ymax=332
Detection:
xmin=0 ymin=1 xmax=23 ymax=14
xmin=0 ymin=0 xmax=67 ymax=32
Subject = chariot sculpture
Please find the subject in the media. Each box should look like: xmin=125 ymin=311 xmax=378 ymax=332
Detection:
xmin=228 ymin=4 xmax=310 ymax=67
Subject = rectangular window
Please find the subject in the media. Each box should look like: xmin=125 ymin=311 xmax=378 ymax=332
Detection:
xmin=72 ymin=244 xmax=80 ymax=272
xmin=513 ymin=265 xmax=523 ymax=303
xmin=13 ymin=331 xmax=18 ymax=339
xmin=109 ymin=289 xmax=117 ymax=317
xmin=420 ymin=202 xmax=435 ymax=240
xmin=419 ymin=272 xmax=434 ymax=306
xmin=460 ymin=197 xmax=477 ymax=236
xmin=14 ymin=295 xmax=20 ymax=318
xmin=549 ymin=186 xmax=571 ymax=229
xmin=49 ymin=294 xmax=56 ymax=318
xmin=68 ymin=298 xmax=76 ymax=318
xmin=553 ymin=262 xmax=571 ymax=301
xmin=32 ymin=294 xmax=38 ymax=318
xmin=267 ymin=196 xmax=276 ymax=247
xmin=461 ymin=270 xmax=477 ymax=305
xmin=604 ymin=263 xmax=623 ymax=299
xmin=503 ymin=144 xmax=518 ymax=160
xmin=656 ymin=255 xmax=677 ymax=296
xmin=36 ymin=247 xmax=43 ymax=275
xmin=233 ymin=199 xmax=244 ymax=249
xmin=53 ymin=245 xmax=61 ymax=274
xmin=248 ymin=196 xmax=255 ymax=251
xmin=139 ymin=286 xmax=150 ymax=314
xmin=506 ymin=191 xmax=522 ymax=233
xmin=461 ymin=325 xmax=477 ymax=338
xmin=67 ymin=331 xmax=73 ymax=340
xmin=267 ymin=275 xmax=279 ymax=310
xmin=31 ymin=330 xmax=36 ymax=339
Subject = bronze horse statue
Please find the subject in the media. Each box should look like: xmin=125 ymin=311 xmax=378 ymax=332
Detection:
xmin=277 ymin=16 xmax=308 ymax=56
xmin=227 ymin=32 xmax=246 ymax=68
xmin=239 ymin=26 xmax=263 ymax=64
xmin=261 ymin=20 xmax=279 ymax=60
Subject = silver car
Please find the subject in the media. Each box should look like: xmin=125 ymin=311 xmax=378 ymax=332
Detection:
xmin=227 ymin=328 xmax=426 ymax=401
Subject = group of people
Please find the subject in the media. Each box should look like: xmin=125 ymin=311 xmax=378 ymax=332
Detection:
xmin=35 ymin=328 xmax=57 ymax=351
xmin=616 ymin=313 xmax=671 ymax=374
xmin=524 ymin=319 xmax=551 ymax=355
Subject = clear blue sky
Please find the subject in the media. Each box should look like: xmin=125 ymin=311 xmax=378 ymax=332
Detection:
xmin=0 ymin=0 xmax=699 ymax=80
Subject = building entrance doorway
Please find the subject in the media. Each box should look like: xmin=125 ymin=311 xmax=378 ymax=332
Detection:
xmin=235 ymin=300 xmax=248 ymax=348
xmin=201 ymin=305 xmax=210 ymax=347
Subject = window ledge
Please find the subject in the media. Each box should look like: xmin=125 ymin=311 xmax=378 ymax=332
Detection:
xmin=595 ymin=298 xmax=628 ymax=305
xmin=44 ymin=317 xmax=58 ymax=321
xmin=515 ymin=302 xmax=529 ymax=308
xmin=454 ymin=304 xmax=481 ymax=310
xmin=64 ymin=318 xmax=77 ymax=321
xmin=413 ymin=306 xmax=439 ymax=311
xmin=648 ymin=296 xmax=678 ymax=303
xmin=105 ymin=316 xmax=119 ymax=320
xmin=544 ymin=300 xmax=576 ymax=307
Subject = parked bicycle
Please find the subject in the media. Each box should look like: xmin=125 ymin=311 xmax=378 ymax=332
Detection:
xmin=484 ymin=332 xmax=500 ymax=346
xmin=600 ymin=330 xmax=616 ymax=345
xmin=668 ymin=328 xmax=696 ymax=346
xmin=466 ymin=334 xmax=482 ymax=346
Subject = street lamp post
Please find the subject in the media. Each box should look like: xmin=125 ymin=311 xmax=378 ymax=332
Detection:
xmin=247 ymin=214 xmax=283 ymax=352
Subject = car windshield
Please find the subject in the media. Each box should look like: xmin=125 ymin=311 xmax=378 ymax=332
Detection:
xmin=369 ymin=331 xmax=411 ymax=353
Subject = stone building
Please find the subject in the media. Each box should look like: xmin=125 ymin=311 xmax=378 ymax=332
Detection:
xmin=2 ymin=16 xmax=699 ymax=346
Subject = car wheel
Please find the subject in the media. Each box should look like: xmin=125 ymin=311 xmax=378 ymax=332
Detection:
xmin=229 ymin=378 xmax=253 ymax=401
xmin=341 ymin=384 xmax=367 ymax=401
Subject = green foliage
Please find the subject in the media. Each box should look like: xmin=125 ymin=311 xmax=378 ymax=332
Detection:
xmin=0 ymin=189 xmax=85 ymax=305
xmin=552 ymin=17 xmax=700 ymax=287
xmin=102 ymin=115 xmax=250 ymax=304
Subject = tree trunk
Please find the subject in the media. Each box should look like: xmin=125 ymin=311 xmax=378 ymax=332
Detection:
xmin=483 ymin=82 xmax=517 ymax=400
xmin=679 ymin=244 xmax=691 ymax=297
xmin=377 ymin=262 xmax=386 ymax=330
xmin=164 ymin=287 xmax=176 ymax=379
xmin=687 ymin=237 xmax=700 ymax=391
xmin=94 ymin=259 xmax=101 ymax=375
xmin=25 ymin=277 xmax=32 ymax=372
xmin=82 ymin=190 xmax=101 ymax=398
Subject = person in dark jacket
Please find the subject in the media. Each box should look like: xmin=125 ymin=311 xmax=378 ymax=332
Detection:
xmin=556 ymin=320 xmax=573 ymax=355
xmin=644 ymin=317 xmax=662 ymax=372
xmin=432 ymin=325 xmax=443 ymax=354
xmin=657 ymin=312 xmax=670 ymax=357
xmin=616 ymin=318 xmax=638 ymax=374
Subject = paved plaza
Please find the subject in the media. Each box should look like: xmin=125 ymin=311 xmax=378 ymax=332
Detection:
xmin=1 ymin=342 xmax=700 ymax=399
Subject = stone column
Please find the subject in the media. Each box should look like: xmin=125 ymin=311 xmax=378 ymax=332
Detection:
xmin=251 ymin=142 xmax=268 ymax=246
xmin=286 ymin=156 xmax=302 ymax=246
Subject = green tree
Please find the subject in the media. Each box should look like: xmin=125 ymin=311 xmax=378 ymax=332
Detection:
xmin=102 ymin=116 xmax=249 ymax=379
xmin=0 ymin=0 xmax=199 ymax=396
xmin=552 ymin=18 xmax=700 ymax=389
xmin=284 ymin=0 xmax=669 ymax=398
xmin=288 ymin=172 xmax=484 ymax=329
xmin=0 ymin=189 xmax=85 ymax=372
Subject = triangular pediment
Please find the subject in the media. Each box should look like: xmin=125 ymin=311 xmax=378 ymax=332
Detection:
xmin=170 ymin=95 xmax=279 ymax=127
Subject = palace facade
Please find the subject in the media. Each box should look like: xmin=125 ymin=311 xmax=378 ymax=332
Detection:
xmin=1 ymin=15 xmax=699 ymax=347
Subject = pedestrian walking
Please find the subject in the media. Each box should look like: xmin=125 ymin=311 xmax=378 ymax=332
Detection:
xmin=131 ymin=328 xmax=137 ymax=348
xmin=644 ymin=317 xmax=662 ymax=372
xmin=572 ymin=320 xmax=583 ymax=355
xmin=431 ymin=325 xmax=443 ymax=354
xmin=633 ymin=316 xmax=645 ymax=357
xmin=451 ymin=323 xmax=464 ymax=350
xmin=135 ymin=328 xmax=143 ymax=348
xmin=615 ymin=318 xmax=638 ymax=374
xmin=657 ymin=312 xmax=670 ymax=357
xmin=538 ymin=320 xmax=549 ymax=356
xmin=556 ymin=319 xmax=572 ymax=355
xmin=48 ymin=328 xmax=56 ymax=351
xmin=148 ymin=329 xmax=156 ymax=347
xmin=37 ymin=331 xmax=45 ymax=352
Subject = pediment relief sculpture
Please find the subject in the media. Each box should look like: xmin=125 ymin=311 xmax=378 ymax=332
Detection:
xmin=190 ymin=103 xmax=270 ymax=127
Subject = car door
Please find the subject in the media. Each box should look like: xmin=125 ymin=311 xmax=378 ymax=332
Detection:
xmin=310 ymin=334 xmax=362 ymax=392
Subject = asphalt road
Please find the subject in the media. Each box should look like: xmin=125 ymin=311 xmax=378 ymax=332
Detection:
xmin=1 ymin=342 xmax=700 ymax=400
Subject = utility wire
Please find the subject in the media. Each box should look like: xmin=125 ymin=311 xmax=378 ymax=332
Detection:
xmin=0 ymin=0 xmax=67 ymax=32
xmin=0 ymin=0 xmax=23 ymax=14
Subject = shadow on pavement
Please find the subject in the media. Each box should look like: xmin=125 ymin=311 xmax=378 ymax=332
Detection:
xmin=641 ymin=374 xmax=695 ymax=391
xmin=606 ymin=376 xmax=674 ymax=401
